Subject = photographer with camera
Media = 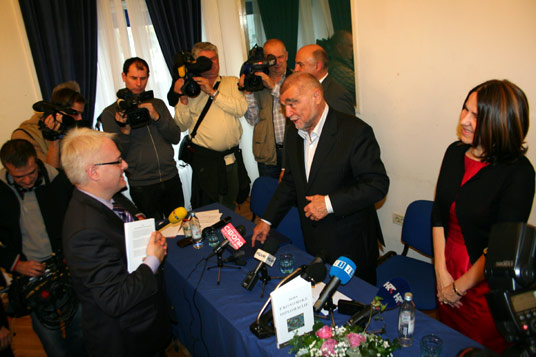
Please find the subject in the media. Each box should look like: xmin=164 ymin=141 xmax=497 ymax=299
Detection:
xmin=240 ymin=39 xmax=292 ymax=179
xmin=12 ymin=82 xmax=87 ymax=169
xmin=0 ymin=139 xmax=87 ymax=356
xmin=174 ymin=42 xmax=247 ymax=210
xmin=100 ymin=57 xmax=184 ymax=220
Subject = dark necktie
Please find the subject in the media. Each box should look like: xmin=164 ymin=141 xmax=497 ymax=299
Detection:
xmin=112 ymin=203 xmax=134 ymax=223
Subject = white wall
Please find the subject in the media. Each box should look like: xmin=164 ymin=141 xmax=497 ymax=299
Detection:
xmin=0 ymin=0 xmax=41 ymax=148
xmin=353 ymin=0 xmax=536 ymax=259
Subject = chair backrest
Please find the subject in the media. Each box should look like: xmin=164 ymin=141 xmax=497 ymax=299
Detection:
xmin=249 ymin=176 xmax=306 ymax=250
xmin=250 ymin=176 xmax=279 ymax=217
xmin=401 ymin=200 xmax=434 ymax=256
xmin=277 ymin=206 xmax=305 ymax=250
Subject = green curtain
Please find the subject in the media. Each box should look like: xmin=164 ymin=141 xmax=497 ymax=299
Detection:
xmin=329 ymin=0 xmax=352 ymax=32
xmin=257 ymin=0 xmax=299 ymax=69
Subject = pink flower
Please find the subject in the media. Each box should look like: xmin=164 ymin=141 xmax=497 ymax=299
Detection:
xmin=316 ymin=325 xmax=333 ymax=339
xmin=346 ymin=332 xmax=366 ymax=347
xmin=320 ymin=338 xmax=337 ymax=355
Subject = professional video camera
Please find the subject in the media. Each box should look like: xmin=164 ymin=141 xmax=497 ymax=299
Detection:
xmin=32 ymin=100 xmax=79 ymax=140
xmin=485 ymin=222 xmax=536 ymax=356
xmin=116 ymin=88 xmax=154 ymax=129
xmin=239 ymin=44 xmax=276 ymax=92
xmin=173 ymin=51 xmax=212 ymax=97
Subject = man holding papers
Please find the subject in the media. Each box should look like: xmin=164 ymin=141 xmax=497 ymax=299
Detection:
xmin=61 ymin=128 xmax=171 ymax=356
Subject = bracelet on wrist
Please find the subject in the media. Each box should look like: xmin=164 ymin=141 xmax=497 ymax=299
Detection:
xmin=452 ymin=281 xmax=466 ymax=297
xmin=210 ymin=90 xmax=219 ymax=100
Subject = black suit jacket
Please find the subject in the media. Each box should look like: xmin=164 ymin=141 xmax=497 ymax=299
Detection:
xmin=322 ymin=75 xmax=355 ymax=116
xmin=264 ymin=108 xmax=389 ymax=279
xmin=62 ymin=190 xmax=170 ymax=357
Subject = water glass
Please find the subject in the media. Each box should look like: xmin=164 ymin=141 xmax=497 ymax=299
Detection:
xmin=279 ymin=253 xmax=295 ymax=274
xmin=421 ymin=334 xmax=443 ymax=357
xmin=205 ymin=228 xmax=220 ymax=248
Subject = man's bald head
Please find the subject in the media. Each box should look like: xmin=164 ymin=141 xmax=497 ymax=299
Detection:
xmin=294 ymin=44 xmax=329 ymax=80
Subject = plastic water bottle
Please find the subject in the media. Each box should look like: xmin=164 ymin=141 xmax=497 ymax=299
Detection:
xmin=398 ymin=292 xmax=415 ymax=347
xmin=190 ymin=212 xmax=203 ymax=249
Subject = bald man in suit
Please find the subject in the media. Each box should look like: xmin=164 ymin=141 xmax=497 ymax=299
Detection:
xmin=252 ymin=72 xmax=388 ymax=284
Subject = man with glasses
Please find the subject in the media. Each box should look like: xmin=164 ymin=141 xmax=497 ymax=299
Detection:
xmin=0 ymin=139 xmax=86 ymax=356
xmin=100 ymin=57 xmax=184 ymax=220
xmin=12 ymin=81 xmax=87 ymax=169
xmin=61 ymin=128 xmax=171 ymax=356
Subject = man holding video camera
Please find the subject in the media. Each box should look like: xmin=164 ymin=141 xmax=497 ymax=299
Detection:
xmin=100 ymin=57 xmax=184 ymax=220
xmin=174 ymin=42 xmax=247 ymax=210
xmin=12 ymin=82 xmax=87 ymax=169
xmin=240 ymin=39 xmax=292 ymax=179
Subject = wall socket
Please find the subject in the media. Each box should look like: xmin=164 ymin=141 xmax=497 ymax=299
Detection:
xmin=392 ymin=213 xmax=404 ymax=225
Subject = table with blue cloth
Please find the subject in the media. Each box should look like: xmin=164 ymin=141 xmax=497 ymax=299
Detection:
xmin=164 ymin=203 xmax=483 ymax=356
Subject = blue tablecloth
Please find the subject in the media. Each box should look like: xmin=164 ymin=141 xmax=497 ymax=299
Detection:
xmin=164 ymin=203 xmax=483 ymax=356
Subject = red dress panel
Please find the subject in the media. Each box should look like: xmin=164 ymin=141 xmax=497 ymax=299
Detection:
xmin=437 ymin=155 xmax=509 ymax=353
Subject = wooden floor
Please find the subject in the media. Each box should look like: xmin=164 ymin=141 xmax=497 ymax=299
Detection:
xmin=4 ymin=198 xmax=437 ymax=355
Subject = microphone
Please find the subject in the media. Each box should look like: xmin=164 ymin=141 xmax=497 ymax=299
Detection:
xmin=207 ymin=224 xmax=246 ymax=258
xmin=242 ymin=236 xmax=280 ymax=291
xmin=313 ymin=256 xmax=356 ymax=313
xmin=156 ymin=207 xmax=188 ymax=230
xmin=346 ymin=277 xmax=411 ymax=327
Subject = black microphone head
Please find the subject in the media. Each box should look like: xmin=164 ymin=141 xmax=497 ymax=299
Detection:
xmin=301 ymin=262 xmax=327 ymax=284
xmin=236 ymin=224 xmax=246 ymax=236
xmin=263 ymin=236 xmax=280 ymax=255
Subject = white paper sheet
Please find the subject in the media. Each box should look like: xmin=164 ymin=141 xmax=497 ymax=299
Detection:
xmin=124 ymin=218 xmax=155 ymax=273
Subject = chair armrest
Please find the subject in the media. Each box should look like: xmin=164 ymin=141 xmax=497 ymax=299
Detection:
xmin=376 ymin=251 xmax=397 ymax=266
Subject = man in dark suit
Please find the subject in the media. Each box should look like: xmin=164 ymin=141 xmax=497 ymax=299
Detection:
xmin=61 ymin=128 xmax=171 ymax=356
xmin=294 ymin=44 xmax=355 ymax=116
xmin=252 ymin=72 xmax=389 ymax=284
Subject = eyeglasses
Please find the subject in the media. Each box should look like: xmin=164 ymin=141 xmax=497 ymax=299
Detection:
xmin=94 ymin=158 xmax=123 ymax=166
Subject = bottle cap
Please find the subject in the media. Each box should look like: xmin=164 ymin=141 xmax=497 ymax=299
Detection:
xmin=404 ymin=292 xmax=413 ymax=301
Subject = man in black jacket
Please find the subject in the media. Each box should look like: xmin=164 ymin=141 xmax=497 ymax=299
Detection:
xmin=252 ymin=73 xmax=388 ymax=284
xmin=61 ymin=128 xmax=170 ymax=356
xmin=0 ymin=139 xmax=86 ymax=356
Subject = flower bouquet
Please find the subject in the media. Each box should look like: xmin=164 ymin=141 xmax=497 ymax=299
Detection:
xmin=288 ymin=297 xmax=399 ymax=356
xmin=288 ymin=321 xmax=399 ymax=357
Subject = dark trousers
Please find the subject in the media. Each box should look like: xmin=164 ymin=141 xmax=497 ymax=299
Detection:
xmin=129 ymin=175 xmax=184 ymax=220
xmin=257 ymin=146 xmax=283 ymax=179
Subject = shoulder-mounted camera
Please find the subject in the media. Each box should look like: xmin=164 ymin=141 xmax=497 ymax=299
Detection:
xmin=116 ymin=88 xmax=154 ymax=129
xmin=239 ymin=44 xmax=276 ymax=92
xmin=173 ymin=52 xmax=212 ymax=97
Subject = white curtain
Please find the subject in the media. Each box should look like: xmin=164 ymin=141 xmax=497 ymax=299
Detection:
xmin=95 ymin=0 xmax=191 ymax=208
xmin=313 ymin=0 xmax=334 ymax=41
xmin=95 ymin=0 xmax=172 ymax=119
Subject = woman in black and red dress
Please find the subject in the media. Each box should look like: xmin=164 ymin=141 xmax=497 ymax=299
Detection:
xmin=432 ymin=79 xmax=535 ymax=353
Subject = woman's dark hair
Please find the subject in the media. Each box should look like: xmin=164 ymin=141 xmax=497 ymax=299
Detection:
xmin=464 ymin=79 xmax=529 ymax=163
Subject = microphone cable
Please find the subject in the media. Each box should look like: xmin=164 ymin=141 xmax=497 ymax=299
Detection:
xmin=183 ymin=256 xmax=211 ymax=357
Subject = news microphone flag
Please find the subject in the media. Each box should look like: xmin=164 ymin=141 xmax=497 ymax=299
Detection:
xmin=313 ymin=256 xmax=356 ymax=313
xmin=220 ymin=223 xmax=246 ymax=250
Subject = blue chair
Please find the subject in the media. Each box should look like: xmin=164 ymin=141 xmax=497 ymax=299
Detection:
xmin=377 ymin=200 xmax=436 ymax=310
xmin=249 ymin=177 xmax=305 ymax=250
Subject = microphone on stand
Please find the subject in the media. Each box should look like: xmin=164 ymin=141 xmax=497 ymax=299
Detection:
xmin=346 ymin=277 xmax=411 ymax=327
xmin=156 ymin=207 xmax=188 ymax=230
xmin=241 ymin=236 xmax=280 ymax=291
xmin=207 ymin=224 xmax=246 ymax=259
xmin=313 ymin=256 xmax=356 ymax=313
